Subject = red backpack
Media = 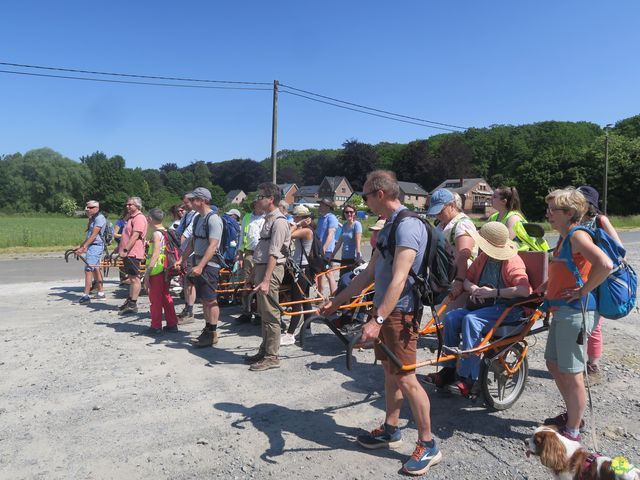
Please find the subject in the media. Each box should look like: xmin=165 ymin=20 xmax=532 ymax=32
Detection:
xmin=162 ymin=229 xmax=182 ymax=278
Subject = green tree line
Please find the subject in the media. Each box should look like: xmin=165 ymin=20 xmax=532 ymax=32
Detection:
xmin=1 ymin=115 xmax=639 ymax=219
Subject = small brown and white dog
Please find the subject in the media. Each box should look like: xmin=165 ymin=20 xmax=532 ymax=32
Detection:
xmin=525 ymin=426 xmax=640 ymax=480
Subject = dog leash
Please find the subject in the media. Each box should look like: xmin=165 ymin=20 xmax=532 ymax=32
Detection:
xmin=579 ymin=295 xmax=599 ymax=453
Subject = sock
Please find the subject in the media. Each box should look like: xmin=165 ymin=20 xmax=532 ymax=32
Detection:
xmin=130 ymin=298 xmax=137 ymax=304
xmin=419 ymin=439 xmax=435 ymax=448
xmin=565 ymin=427 xmax=580 ymax=437
xmin=205 ymin=324 xmax=216 ymax=332
xmin=384 ymin=423 xmax=398 ymax=434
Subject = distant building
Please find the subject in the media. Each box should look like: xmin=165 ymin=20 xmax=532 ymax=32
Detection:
xmin=278 ymin=183 xmax=299 ymax=205
xmin=225 ymin=189 xmax=247 ymax=205
xmin=318 ymin=176 xmax=354 ymax=207
xmin=294 ymin=185 xmax=320 ymax=205
xmin=397 ymin=181 xmax=429 ymax=210
xmin=430 ymin=178 xmax=493 ymax=214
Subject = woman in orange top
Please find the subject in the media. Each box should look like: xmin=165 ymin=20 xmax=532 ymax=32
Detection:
xmin=542 ymin=188 xmax=612 ymax=442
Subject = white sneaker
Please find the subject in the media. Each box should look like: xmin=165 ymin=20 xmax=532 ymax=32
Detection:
xmin=96 ymin=292 xmax=106 ymax=300
xmin=280 ymin=333 xmax=296 ymax=346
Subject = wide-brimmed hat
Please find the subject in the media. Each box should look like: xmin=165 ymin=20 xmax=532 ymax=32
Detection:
xmin=292 ymin=205 xmax=311 ymax=216
xmin=369 ymin=219 xmax=386 ymax=231
xmin=468 ymin=221 xmax=518 ymax=260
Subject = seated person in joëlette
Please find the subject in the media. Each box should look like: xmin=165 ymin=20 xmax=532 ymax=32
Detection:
xmin=424 ymin=221 xmax=532 ymax=397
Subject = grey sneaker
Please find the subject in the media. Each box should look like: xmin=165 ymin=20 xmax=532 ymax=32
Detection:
xmin=178 ymin=312 xmax=194 ymax=325
xmin=249 ymin=356 xmax=280 ymax=371
xmin=120 ymin=301 xmax=138 ymax=315
xmin=79 ymin=295 xmax=91 ymax=304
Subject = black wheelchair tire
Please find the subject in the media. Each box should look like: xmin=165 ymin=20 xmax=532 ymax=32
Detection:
xmin=480 ymin=342 xmax=528 ymax=411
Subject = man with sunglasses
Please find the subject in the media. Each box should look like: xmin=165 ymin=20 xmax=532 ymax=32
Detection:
xmin=320 ymin=170 xmax=442 ymax=476
xmin=244 ymin=183 xmax=291 ymax=371
xmin=117 ymin=197 xmax=148 ymax=314
xmin=74 ymin=200 xmax=107 ymax=304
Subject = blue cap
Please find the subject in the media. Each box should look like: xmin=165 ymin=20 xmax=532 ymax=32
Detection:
xmin=427 ymin=189 xmax=455 ymax=215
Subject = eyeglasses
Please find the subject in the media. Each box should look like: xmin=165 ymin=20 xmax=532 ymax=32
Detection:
xmin=362 ymin=189 xmax=379 ymax=202
xmin=85 ymin=206 xmax=97 ymax=209
xmin=255 ymin=194 xmax=272 ymax=201
xmin=546 ymin=206 xmax=569 ymax=214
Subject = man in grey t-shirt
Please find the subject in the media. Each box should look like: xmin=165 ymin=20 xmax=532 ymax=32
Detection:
xmin=179 ymin=187 xmax=224 ymax=348
xmin=320 ymin=170 xmax=442 ymax=476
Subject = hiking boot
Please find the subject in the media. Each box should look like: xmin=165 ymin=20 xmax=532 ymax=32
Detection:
xmin=144 ymin=327 xmax=163 ymax=336
xmin=249 ymin=356 xmax=280 ymax=372
xmin=543 ymin=412 xmax=585 ymax=431
xmin=357 ymin=424 xmax=402 ymax=450
xmin=280 ymin=333 xmax=296 ymax=346
xmin=163 ymin=325 xmax=179 ymax=333
xmin=423 ymin=367 xmax=456 ymax=388
xmin=191 ymin=327 xmax=218 ymax=348
xmin=118 ymin=298 xmax=132 ymax=311
xmin=78 ymin=295 xmax=91 ymax=304
xmin=244 ymin=351 xmax=265 ymax=365
xmin=120 ymin=301 xmax=138 ymax=315
xmin=236 ymin=313 xmax=252 ymax=323
xmin=177 ymin=312 xmax=194 ymax=325
xmin=403 ymin=440 xmax=443 ymax=476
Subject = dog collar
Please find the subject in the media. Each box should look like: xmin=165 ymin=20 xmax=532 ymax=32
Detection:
xmin=581 ymin=453 xmax=602 ymax=480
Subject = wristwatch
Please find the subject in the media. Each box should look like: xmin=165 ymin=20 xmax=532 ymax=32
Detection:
xmin=374 ymin=315 xmax=385 ymax=325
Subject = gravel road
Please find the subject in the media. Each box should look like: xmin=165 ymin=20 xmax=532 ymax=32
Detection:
xmin=0 ymin=240 xmax=639 ymax=479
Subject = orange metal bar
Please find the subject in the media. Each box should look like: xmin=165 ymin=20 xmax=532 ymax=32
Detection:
xmin=419 ymin=303 xmax=449 ymax=335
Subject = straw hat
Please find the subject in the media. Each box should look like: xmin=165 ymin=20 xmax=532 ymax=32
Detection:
xmin=292 ymin=205 xmax=311 ymax=216
xmin=369 ymin=219 xmax=386 ymax=231
xmin=468 ymin=221 xmax=518 ymax=260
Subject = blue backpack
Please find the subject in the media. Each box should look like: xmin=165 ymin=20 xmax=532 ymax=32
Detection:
xmin=220 ymin=214 xmax=241 ymax=263
xmin=560 ymin=226 xmax=637 ymax=319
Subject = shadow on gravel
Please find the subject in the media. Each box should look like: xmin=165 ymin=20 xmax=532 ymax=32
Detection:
xmin=527 ymin=368 xmax=554 ymax=380
xmin=214 ymin=401 xmax=407 ymax=464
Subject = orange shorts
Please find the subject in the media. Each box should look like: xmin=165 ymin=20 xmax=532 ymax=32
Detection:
xmin=373 ymin=310 xmax=418 ymax=375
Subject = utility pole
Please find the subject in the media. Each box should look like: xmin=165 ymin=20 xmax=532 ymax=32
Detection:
xmin=271 ymin=80 xmax=278 ymax=184
xmin=603 ymin=124 xmax=612 ymax=215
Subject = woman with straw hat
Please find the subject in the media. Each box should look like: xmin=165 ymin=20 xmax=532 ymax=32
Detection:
xmin=424 ymin=221 xmax=532 ymax=397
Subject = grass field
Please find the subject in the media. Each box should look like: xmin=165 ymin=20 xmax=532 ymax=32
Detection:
xmin=0 ymin=213 xmax=638 ymax=253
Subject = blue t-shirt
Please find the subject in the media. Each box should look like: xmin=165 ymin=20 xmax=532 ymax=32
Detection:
xmin=115 ymin=218 xmax=126 ymax=244
xmin=316 ymin=212 xmax=340 ymax=253
xmin=86 ymin=213 xmax=107 ymax=246
xmin=340 ymin=221 xmax=362 ymax=259
xmin=374 ymin=207 xmax=428 ymax=312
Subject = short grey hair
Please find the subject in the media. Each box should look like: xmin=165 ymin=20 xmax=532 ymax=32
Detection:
xmin=129 ymin=197 xmax=142 ymax=209
xmin=279 ymin=200 xmax=289 ymax=209
xmin=148 ymin=207 xmax=164 ymax=223
xmin=365 ymin=170 xmax=400 ymax=200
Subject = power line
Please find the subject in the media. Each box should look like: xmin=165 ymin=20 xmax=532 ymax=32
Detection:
xmin=280 ymin=82 xmax=467 ymax=130
xmin=0 ymin=61 xmax=271 ymax=86
xmin=279 ymin=88 xmax=462 ymax=132
xmin=0 ymin=69 xmax=272 ymax=91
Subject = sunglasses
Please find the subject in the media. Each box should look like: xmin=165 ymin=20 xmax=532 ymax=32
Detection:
xmin=344 ymin=210 xmax=355 ymax=215
xmin=362 ymin=189 xmax=378 ymax=202
xmin=85 ymin=206 xmax=97 ymax=209
xmin=546 ymin=206 xmax=569 ymax=213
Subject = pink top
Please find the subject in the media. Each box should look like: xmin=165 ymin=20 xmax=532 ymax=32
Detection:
xmin=120 ymin=211 xmax=148 ymax=259
xmin=466 ymin=252 xmax=531 ymax=291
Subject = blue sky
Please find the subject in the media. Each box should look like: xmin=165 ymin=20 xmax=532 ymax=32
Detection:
xmin=1 ymin=1 xmax=638 ymax=169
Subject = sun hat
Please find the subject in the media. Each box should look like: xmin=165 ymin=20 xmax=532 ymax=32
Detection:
xmin=467 ymin=221 xmax=518 ymax=260
xmin=186 ymin=187 xmax=212 ymax=201
xmin=225 ymin=208 xmax=241 ymax=219
xmin=292 ymin=205 xmax=311 ymax=216
xmin=577 ymin=185 xmax=600 ymax=211
xmin=427 ymin=189 xmax=455 ymax=215
xmin=369 ymin=218 xmax=386 ymax=231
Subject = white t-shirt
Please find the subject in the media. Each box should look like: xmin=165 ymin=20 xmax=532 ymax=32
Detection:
xmin=439 ymin=213 xmax=478 ymax=260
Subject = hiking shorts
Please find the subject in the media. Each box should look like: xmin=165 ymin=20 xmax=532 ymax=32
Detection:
xmin=374 ymin=310 xmax=418 ymax=376
xmin=123 ymin=257 xmax=141 ymax=276
xmin=85 ymin=244 xmax=104 ymax=272
xmin=545 ymin=306 xmax=597 ymax=373
xmin=192 ymin=265 xmax=220 ymax=302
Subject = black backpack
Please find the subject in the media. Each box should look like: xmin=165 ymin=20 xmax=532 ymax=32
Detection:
xmin=302 ymin=232 xmax=330 ymax=275
xmin=377 ymin=209 xmax=456 ymax=316
xmin=192 ymin=211 xmax=229 ymax=268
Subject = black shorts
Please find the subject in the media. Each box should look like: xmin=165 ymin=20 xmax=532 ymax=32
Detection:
xmin=123 ymin=257 xmax=141 ymax=276
xmin=192 ymin=265 xmax=220 ymax=302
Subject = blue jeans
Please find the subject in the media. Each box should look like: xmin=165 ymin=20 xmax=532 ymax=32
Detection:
xmin=441 ymin=305 xmax=523 ymax=380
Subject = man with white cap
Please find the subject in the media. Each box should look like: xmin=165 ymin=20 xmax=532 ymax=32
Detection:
xmin=424 ymin=221 xmax=531 ymax=397
xmin=74 ymin=200 xmax=107 ymax=304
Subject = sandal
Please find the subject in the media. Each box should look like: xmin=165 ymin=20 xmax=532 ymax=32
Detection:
xmin=447 ymin=380 xmax=472 ymax=398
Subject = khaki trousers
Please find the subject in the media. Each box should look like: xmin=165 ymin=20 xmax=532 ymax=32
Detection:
xmin=240 ymin=253 xmax=256 ymax=314
xmin=254 ymin=263 xmax=284 ymax=357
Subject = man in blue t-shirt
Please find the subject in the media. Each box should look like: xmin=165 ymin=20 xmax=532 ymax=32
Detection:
xmin=320 ymin=170 xmax=441 ymax=476
xmin=316 ymin=198 xmax=340 ymax=293
xmin=74 ymin=200 xmax=107 ymax=304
